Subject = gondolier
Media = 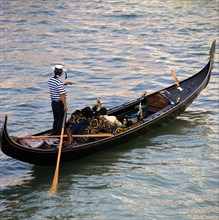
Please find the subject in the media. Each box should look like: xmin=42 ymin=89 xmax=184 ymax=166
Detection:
xmin=48 ymin=64 xmax=72 ymax=135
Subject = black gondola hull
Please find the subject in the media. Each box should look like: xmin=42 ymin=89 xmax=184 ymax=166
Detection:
xmin=0 ymin=41 xmax=216 ymax=166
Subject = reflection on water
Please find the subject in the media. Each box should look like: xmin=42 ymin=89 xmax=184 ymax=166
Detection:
xmin=0 ymin=0 xmax=218 ymax=219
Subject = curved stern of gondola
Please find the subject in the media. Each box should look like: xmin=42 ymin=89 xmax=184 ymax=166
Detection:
xmin=0 ymin=115 xmax=59 ymax=166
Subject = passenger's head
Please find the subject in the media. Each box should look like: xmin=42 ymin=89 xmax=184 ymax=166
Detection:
xmin=100 ymin=107 xmax=107 ymax=115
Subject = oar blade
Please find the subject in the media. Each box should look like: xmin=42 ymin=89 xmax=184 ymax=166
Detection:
xmin=48 ymin=111 xmax=66 ymax=194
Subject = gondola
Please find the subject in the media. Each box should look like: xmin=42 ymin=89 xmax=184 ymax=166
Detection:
xmin=0 ymin=41 xmax=216 ymax=166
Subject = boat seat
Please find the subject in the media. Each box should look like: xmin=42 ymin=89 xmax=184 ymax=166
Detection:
xmin=126 ymin=104 xmax=147 ymax=118
xmin=147 ymin=110 xmax=157 ymax=115
xmin=130 ymin=112 xmax=138 ymax=118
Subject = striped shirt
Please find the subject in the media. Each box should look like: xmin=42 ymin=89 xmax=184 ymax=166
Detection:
xmin=48 ymin=76 xmax=66 ymax=101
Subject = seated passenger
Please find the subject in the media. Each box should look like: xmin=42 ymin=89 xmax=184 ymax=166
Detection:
xmin=100 ymin=107 xmax=123 ymax=127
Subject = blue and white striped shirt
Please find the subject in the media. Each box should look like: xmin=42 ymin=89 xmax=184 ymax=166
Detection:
xmin=48 ymin=76 xmax=66 ymax=101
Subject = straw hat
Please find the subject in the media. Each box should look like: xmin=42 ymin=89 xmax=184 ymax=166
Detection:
xmin=51 ymin=64 xmax=66 ymax=72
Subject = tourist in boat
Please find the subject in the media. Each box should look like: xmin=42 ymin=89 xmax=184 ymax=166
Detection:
xmin=48 ymin=64 xmax=72 ymax=135
xmin=99 ymin=107 xmax=123 ymax=127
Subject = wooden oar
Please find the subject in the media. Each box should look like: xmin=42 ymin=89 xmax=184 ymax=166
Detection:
xmin=49 ymin=111 xmax=67 ymax=194
xmin=18 ymin=133 xmax=113 ymax=139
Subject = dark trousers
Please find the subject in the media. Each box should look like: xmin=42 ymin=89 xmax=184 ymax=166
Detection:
xmin=51 ymin=101 xmax=65 ymax=135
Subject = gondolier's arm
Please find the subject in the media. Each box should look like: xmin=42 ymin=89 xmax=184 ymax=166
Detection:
xmin=60 ymin=93 xmax=68 ymax=112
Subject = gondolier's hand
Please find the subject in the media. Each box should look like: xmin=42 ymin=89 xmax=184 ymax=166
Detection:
xmin=64 ymin=81 xmax=73 ymax=85
xmin=64 ymin=105 xmax=68 ymax=112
